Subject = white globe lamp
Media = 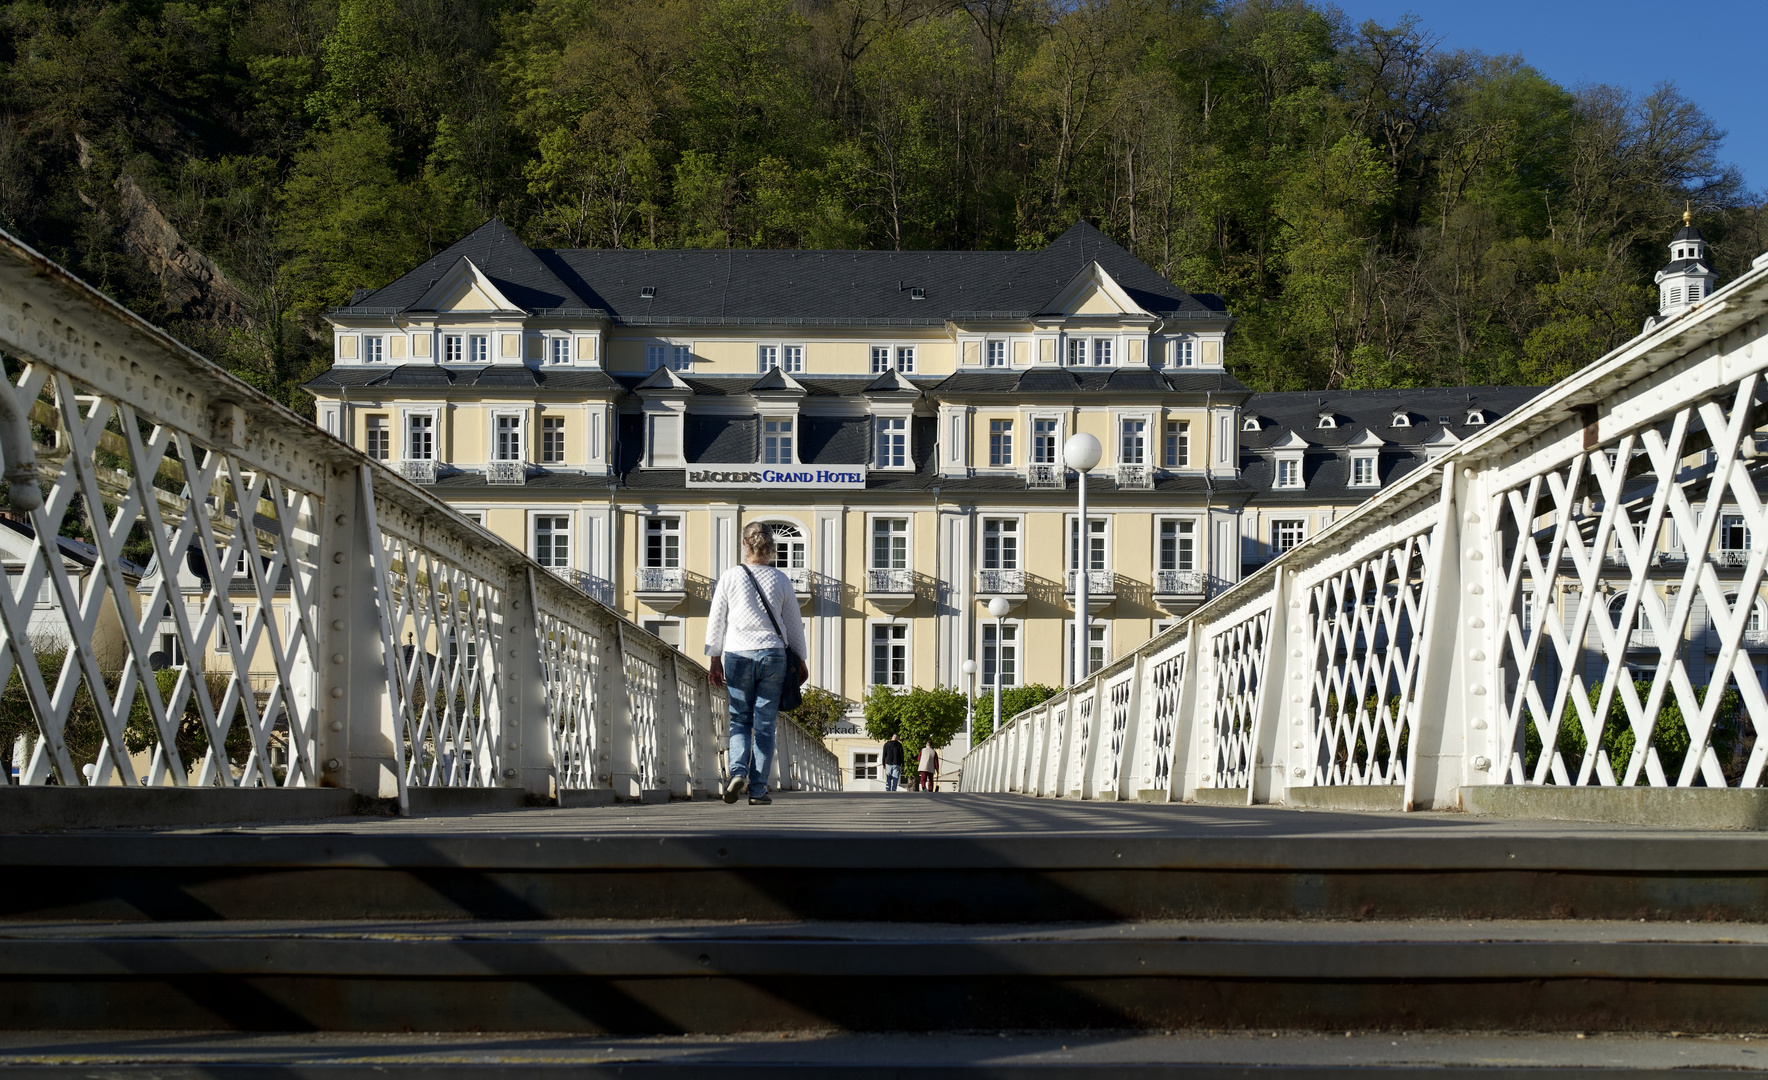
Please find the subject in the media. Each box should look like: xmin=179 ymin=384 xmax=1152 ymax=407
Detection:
xmin=1063 ymin=433 xmax=1102 ymax=682
xmin=986 ymin=596 xmax=1012 ymax=740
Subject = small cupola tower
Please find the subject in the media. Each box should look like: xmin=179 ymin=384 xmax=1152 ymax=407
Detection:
xmin=1653 ymin=205 xmax=1718 ymax=323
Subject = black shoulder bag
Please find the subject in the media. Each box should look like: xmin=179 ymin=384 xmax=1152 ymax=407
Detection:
xmin=739 ymin=565 xmax=806 ymax=712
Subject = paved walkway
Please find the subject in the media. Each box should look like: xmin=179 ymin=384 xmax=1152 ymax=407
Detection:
xmin=180 ymin=791 xmax=1742 ymax=840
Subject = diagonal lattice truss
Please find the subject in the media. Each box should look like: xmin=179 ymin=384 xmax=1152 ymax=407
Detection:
xmin=1494 ymin=374 xmax=1768 ymax=788
xmin=1101 ymin=673 xmax=1133 ymax=792
xmin=1067 ymin=694 xmax=1093 ymax=795
xmin=370 ymin=532 xmax=505 ymax=788
xmin=3 ymin=366 xmax=323 ymax=788
xmin=540 ymin=608 xmax=602 ymax=790
xmin=622 ymin=633 xmax=666 ymax=791
xmin=1144 ymin=647 xmax=1188 ymax=795
xmin=1305 ymin=533 xmax=1434 ymax=787
xmin=1041 ymin=699 xmax=1065 ymax=795
xmin=1204 ymin=605 xmax=1271 ymax=790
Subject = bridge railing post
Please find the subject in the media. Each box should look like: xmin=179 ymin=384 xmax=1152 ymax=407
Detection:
xmin=318 ymin=465 xmax=402 ymax=804
xmin=503 ymin=568 xmax=553 ymax=800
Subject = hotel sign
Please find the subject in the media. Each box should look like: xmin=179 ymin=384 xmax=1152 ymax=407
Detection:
xmin=686 ymin=466 xmax=868 ymax=490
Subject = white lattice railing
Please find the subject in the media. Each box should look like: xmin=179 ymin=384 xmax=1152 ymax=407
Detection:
xmin=0 ymin=229 xmax=838 ymax=806
xmin=965 ymin=245 xmax=1768 ymax=810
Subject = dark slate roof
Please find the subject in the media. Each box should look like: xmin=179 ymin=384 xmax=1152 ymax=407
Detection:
xmin=340 ymin=221 xmax=1226 ymax=325
xmin=0 ymin=518 xmax=147 ymax=578
xmin=935 ymin=369 xmax=1251 ymax=396
xmin=1239 ymin=386 xmax=1541 ymax=450
xmin=613 ymin=373 xmax=935 ymax=399
xmin=332 ymin=219 xmax=589 ymax=315
xmin=686 ymin=416 xmax=757 ymax=463
xmin=1242 ymin=451 xmax=1432 ymax=502
xmin=304 ymin=364 xmax=623 ymax=393
xmin=801 ymin=417 xmax=872 ymax=465
xmin=1673 ymin=224 xmax=1705 ymax=242
xmin=1659 ymin=258 xmax=1712 ymax=275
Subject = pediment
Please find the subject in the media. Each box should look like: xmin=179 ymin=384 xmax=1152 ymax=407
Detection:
xmin=1423 ymin=428 xmax=1461 ymax=447
xmin=1270 ymin=431 xmax=1310 ymax=451
xmin=1044 ymin=262 xmax=1149 ymax=318
xmin=1347 ymin=429 xmax=1386 ymax=448
xmin=635 ymin=366 xmax=693 ymax=393
xmin=410 ymin=257 xmax=524 ymax=314
xmin=863 ymin=369 xmax=920 ymax=395
xmin=751 ymin=367 xmax=806 ymax=395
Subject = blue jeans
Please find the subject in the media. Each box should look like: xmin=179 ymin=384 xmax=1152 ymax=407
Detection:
xmin=724 ymin=648 xmax=786 ymax=797
xmin=884 ymin=765 xmax=901 ymax=791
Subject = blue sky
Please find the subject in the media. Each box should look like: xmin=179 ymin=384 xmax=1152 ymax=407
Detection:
xmin=1331 ymin=1 xmax=1767 ymax=195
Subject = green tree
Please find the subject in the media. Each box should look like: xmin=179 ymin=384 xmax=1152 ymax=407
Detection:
xmin=783 ymin=684 xmax=849 ymax=739
xmin=971 ymin=683 xmax=1063 ymax=743
xmin=863 ymin=684 xmax=966 ymax=767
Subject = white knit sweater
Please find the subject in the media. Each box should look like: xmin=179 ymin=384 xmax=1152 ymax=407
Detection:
xmin=703 ymin=562 xmax=809 ymax=658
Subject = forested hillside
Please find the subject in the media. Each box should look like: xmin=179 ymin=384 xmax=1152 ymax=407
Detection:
xmin=0 ymin=0 xmax=1761 ymax=412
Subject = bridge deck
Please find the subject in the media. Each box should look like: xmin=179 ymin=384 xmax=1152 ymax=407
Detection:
xmin=142 ymin=791 xmax=1750 ymax=840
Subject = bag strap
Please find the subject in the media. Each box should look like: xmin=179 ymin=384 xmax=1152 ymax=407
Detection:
xmin=739 ymin=565 xmax=787 ymax=646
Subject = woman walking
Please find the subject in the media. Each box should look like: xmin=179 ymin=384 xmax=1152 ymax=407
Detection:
xmin=705 ymin=522 xmax=809 ymax=806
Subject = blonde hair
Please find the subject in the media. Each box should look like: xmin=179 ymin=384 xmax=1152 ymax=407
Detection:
xmin=742 ymin=520 xmax=777 ymax=562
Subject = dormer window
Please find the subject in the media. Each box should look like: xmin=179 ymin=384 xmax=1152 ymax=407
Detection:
xmin=1242 ymin=416 xmax=1260 ymax=432
xmin=910 ymin=287 xmax=926 ymax=300
xmin=1390 ymin=411 xmax=1411 ymax=428
xmin=1466 ymin=410 xmax=1487 ymax=426
xmin=1316 ymin=412 xmax=1336 ymax=429
xmin=640 ymin=286 xmax=656 ymax=299
xmin=1275 ymin=458 xmax=1302 ymax=489
xmin=1350 ymin=455 xmax=1378 ymax=487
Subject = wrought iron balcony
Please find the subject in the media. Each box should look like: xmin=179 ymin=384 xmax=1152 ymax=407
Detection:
xmin=400 ymin=459 xmax=438 ymax=485
xmin=1154 ymin=569 xmax=1205 ymax=595
xmin=1115 ymin=463 xmax=1153 ymax=489
xmin=866 ymin=568 xmax=914 ymax=594
xmin=781 ymin=566 xmax=812 ymax=593
xmin=1065 ymin=569 xmax=1114 ymax=595
xmin=976 ymin=568 xmax=1025 ymax=594
xmin=1026 ymin=463 xmax=1065 ymax=489
xmin=486 ymin=461 xmax=527 ymax=486
xmin=1716 ymin=549 xmax=1752 ymax=568
xmin=634 ymin=567 xmax=686 ymax=593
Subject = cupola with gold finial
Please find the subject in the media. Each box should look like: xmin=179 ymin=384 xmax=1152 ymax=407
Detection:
xmin=1651 ymin=203 xmax=1717 ymax=326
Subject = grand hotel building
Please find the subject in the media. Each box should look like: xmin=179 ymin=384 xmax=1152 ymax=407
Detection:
xmin=307 ymin=219 xmax=1540 ymax=733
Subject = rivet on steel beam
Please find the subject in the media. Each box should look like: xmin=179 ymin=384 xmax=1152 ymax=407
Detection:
xmin=1467 ymin=617 xmax=1485 ymax=628
xmin=330 ymin=686 xmax=344 ymax=698
xmin=1469 ymin=583 xmax=1484 ymax=595
xmin=1463 ymin=468 xmax=1475 ymax=479
xmin=331 ymin=653 xmax=343 ymax=664
xmin=1472 ymin=718 xmax=1488 ymax=730
xmin=1469 ymin=650 xmax=1486 ymax=661
xmin=335 ymin=515 xmax=347 ymax=526
xmin=1467 ymin=550 xmax=1483 ymax=561
xmin=333 ymin=586 xmax=344 ymax=598
xmin=329 ymin=719 xmax=344 ymax=732
xmin=1471 ymin=685 xmax=1487 ymax=696
xmin=333 ymin=552 xmax=345 ymax=563
xmin=1293 ymin=767 xmax=1307 ymax=778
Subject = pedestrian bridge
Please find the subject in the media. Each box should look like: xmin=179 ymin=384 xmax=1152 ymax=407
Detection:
xmin=966 ymin=245 xmax=1768 ymax=816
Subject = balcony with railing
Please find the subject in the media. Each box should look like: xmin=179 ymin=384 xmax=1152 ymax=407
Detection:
xmin=633 ymin=565 xmax=687 ymax=613
xmin=400 ymin=459 xmax=438 ymax=485
xmin=1115 ymin=463 xmax=1153 ymax=490
xmin=1026 ymin=463 xmax=1065 ymax=490
xmin=1064 ymin=568 xmax=1115 ymax=614
xmin=976 ymin=567 xmax=1026 ymax=599
xmin=865 ymin=567 xmax=915 ymax=613
xmin=486 ymin=460 xmax=527 ymax=486
xmin=1716 ymin=548 xmax=1752 ymax=568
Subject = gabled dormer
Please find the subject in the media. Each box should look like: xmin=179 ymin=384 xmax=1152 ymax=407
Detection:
xmin=1044 ymin=261 xmax=1152 ymax=319
xmin=1270 ymin=430 xmax=1308 ymax=490
xmin=1347 ymin=429 xmax=1384 ymax=488
xmin=410 ymin=256 xmax=528 ymax=317
xmin=1422 ymin=427 xmax=1460 ymax=461
xmin=635 ymin=366 xmax=692 ymax=468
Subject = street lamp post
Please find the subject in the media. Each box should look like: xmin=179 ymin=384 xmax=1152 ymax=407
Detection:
xmin=987 ymin=595 xmax=1011 ymax=739
xmin=1063 ymin=433 xmax=1102 ymax=681
xmin=961 ymin=658 xmax=978 ymax=739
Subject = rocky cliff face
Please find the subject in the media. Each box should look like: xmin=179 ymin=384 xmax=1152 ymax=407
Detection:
xmin=114 ymin=173 xmax=255 ymax=328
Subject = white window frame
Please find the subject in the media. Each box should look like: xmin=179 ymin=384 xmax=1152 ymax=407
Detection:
xmin=1350 ymin=453 xmax=1378 ymax=488
xmin=1066 ymin=337 xmax=1087 ymax=366
xmin=644 ymin=515 xmax=682 ymax=569
xmin=1091 ymin=337 xmax=1113 ymax=366
xmin=852 ymin=751 xmax=880 ymax=782
xmin=469 ymin=334 xmax=489 ymax=363
xmin=762 ymin=416 xmax=795 ymax=465
xmin=1274 ymin=455 xmax=1303 ymax=489
xmin=1066 ymin=619 xmax=1109 ymax=683
xmin=980 ymin=515 xmax=1022 ymax=571
xmin=548 ymin=337 xmax=572 ymax=365
xmin=539 ymin=415 xmax=566 ymax=464
xmin=758 ymin=343 xmax=804 ymax=374
xmin=362 ymin=335 xmax=384 ymax=363
xmin=980 ymin=618 xmax=1021 ymax=689
xmin=869 ymin=619 xmax=911 ymax=687
xmin=895 ymin=345 xmax=916 ymax=373
xmin=1066 ymin=513 xmax=1111 ymax=573
xmin=1118 ymin=417 xmax=1147 ymax=465
xmin=985 ymin=340 xmax=1007 ymax=368
xmin=490 ymin=411 xmax=526 ymax=463
xmin=443 ymin=334 xmax=463 ymax=363
xmin=1163 ymin=418 xmax=1189 ymax=468
xmin=402 ymin=409 xmax=438 ymax=462
xmin=531 ymin=512 xmax=573 ymax=570
xmin=1156 ymin=516 xmax=1198 ymax=572
xmin=874 ymin=414 xmax=911 ymax=471
xmin=872 ymin=344 xmax=917 ymax=374
xmin=648 ymin=343 xmax=692 ymax=373
xmin=1029 ymin=412 xmax=1064 ymax=465
xmin=869 ymin=514 xmax=911 ymax=572
xmin=988 ymin=418 xmax=1014 ymax=468
xmin=364 ymin=413 xmax=392 ymax=461
xmin=1169 ymin=338 xmax=1195 ymax=367
xmin=1270 ymin=517 xmax=1306 ymax=555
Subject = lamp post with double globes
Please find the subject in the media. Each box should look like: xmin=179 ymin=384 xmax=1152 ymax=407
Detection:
xmin=1062 ymin=432 xmax=1103 ymax=682
xmin=961 ymin=658 xmax=978 ymax=738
